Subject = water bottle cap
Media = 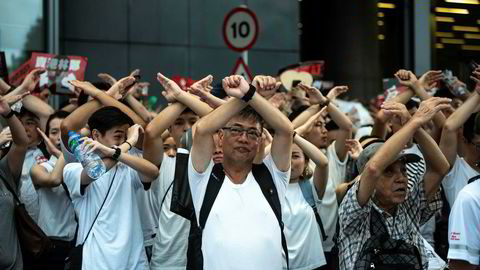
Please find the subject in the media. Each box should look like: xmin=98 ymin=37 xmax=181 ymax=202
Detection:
xmin=68 ymin=131 xmax=76 ymax=136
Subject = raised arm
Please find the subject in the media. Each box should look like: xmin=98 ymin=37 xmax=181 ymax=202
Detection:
xmin=0 ymin=94 xmax=30 ymax=180
xmin=294 ymin=132 xmax=328 ymax=199
xmin=31 ymin=128 xmax=65 ymax=187
xmin=358 ymin=97 xmax=451 ymax=206
xmin=441 ymin=89 xmax=480 ymax=166
xmin=298 ymin=83 xmax=352 ymax=160
xmin=250 ymin=76 xmax=294 ymax=171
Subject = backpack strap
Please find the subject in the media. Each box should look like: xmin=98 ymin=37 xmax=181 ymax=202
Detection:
xmin=467 ymin=174 xmax=480 ymax=184
xmin=298 ymin=180 xmax=328 ymax=241
xmin=252 ymin=163 xmax=289 ymax=270
xmin=61 ymin=181 xmax=79 ymax=243
xmin=199 ymin=163 xmax=225 ymax=229
xmin=170 ymin=152 xmax=195 ymax=220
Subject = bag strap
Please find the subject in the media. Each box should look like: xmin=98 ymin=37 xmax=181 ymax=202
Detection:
xmin=61 ymin=181 xmax=79 ymax=242
xmin=81 ymin=166 xmax=118 ymax=245
xmin=199 ymin=163 xmax=225 ymax=229
xmin=467 ymin=174 xmax=480 ymax=184
xmin=170 ymin=152 xmax=195 ymax=220
xmin=298 ymin=180 xmax=328 ymax=241
xmin=252 ymin=163 xmax=289 ymax=270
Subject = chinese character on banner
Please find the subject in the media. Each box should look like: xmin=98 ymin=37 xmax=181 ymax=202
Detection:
xmin=8 ymin=52 xmax=88 ymax=95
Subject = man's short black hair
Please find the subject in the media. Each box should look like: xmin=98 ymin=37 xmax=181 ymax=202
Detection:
xmin=181 ymin=107 xmax=195 ymax=115
xmin=87 ymin=106 xmax=134 ymax=135
xmin=46 ymin=110 xmax=70 ymax=136
xmin=18 ymin=107 xmax=39 ymax=120
xmin=234 ymin=105 xmax=264 ymax=131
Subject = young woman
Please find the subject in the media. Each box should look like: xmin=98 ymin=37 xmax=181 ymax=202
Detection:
xmin=283 ymin=109 xmax=330 ymax=270
xmin=30 ymin=110 xmax=77 ymax=270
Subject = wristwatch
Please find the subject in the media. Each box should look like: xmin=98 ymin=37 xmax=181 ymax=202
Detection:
xmin=241 ymin=84 xmax=256 ymax=102
xmin=112 ymin=147 xmax=121 ymax=160
xmin=3 ymin=110 xmax=14 ymax=119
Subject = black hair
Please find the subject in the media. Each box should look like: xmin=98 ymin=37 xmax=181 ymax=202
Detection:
xmin=45 ymin=110 xmax=70 ymax=136
xmin=18 ymin=107 xmax=39 ymax=120
xmin=405 ymin=99 xmax=419 ymax=110
xmin=234 ymin=106 xmax=264 ymax=131
xmin=181 ymin=107 xmax=195 ymax=115
xmin=464 ymin=112 xmax=477 ymax=143
xmin=325 ymin=119 xmax=339 ymax=131
xmin=288 ymin=105 xmax=310 ymax=121
xmin=87 ymin=106 xmax=134 ymax=135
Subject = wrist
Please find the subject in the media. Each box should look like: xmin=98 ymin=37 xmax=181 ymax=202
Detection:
xmin=111 ymin=147 xmax=121 ymax=160
xmin=2 ymin=109 xmax=13 ymax=119
xmin=241 ymin=84 xmax=256 ymax=102
xmin=124 ymin=140 xmax=133 ymax=150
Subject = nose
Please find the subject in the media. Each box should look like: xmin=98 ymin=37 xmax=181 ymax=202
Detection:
xmin=167 ymin=148 xmax=176 ymax=157
xmin=237 ymin=131 xmax=249 ymax=142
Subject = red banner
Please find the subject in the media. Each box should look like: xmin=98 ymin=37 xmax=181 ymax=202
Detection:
xmin=8 ymin=53 xmax=88 ymax=95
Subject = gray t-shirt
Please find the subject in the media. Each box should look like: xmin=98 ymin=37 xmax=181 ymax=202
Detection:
xmin=0 ymin=158 xmax=23 ymax=270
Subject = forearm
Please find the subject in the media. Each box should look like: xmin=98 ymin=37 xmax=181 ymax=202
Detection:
xmin=22 ymin=95 xmax=54 ymax=118
xmin=60 ymin=104 xmax=78 ymax=113
xmin=175 ymin=91 xmax=213 ymax=117
xmin=93 ymin=91 xmax=146 ymax=126
xmin=6 ymin=115 xmax=29 ymax=146
xmin=195 ymin=97 xmax=246 ymax=135
xmin=326 ymin=103 xmax=353 ymax=131
xmin=445 ymin=91 xmax=480 ymax=131
xmin=294 ymin=134 xmax=328 ymax=167
xmin=125 ymin=95 xmax=152 ymax=123
xmin=62 ymin=99 xmax=101 ymax=132
xmin=249 ymin=92 xmax=293 ymax=135
xmin=31 ymin=157 xmax=65 ymax=187
xmin=371 ymin=110 xmax=389 ymax=139
xmin=203 ymin=92 xmax=227 ymax=108
xmin=146 ymin=102 xmax=186 ymax=137
xmin=412 ymin=83 xmax=447 ymax=129
xmin=117 ymin=153 xmax=159 ymax=181
xmin=414 ymin=128 xmax=450 ymax=174
xmin=292 ymin=104 xmax=320 ymax=128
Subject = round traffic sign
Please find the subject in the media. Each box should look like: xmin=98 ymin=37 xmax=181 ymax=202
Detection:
xmin=223 ymin=7 xmax=259 ymax=52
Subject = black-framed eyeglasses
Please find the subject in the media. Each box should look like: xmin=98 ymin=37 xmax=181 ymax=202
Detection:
xmin=222 ymin=126 xmax=261 ymax=140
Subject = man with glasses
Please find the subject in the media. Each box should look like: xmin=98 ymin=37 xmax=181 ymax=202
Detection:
xmin=188 ymin=75 xmax=293 ymax=269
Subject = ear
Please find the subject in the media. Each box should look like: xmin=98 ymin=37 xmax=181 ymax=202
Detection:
xmin=91 ymin=129 xmax=101 ymax=140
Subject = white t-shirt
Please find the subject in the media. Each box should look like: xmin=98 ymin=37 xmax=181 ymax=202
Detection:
xmin=150 ymin=150 xmax=190 ymax=270
xmin=283 ymin=179 xmax=326 ymax=270
xmin=19 ymin=148 xmax=46 ymax=222
xmin=36 ymin=156 xmax=76 ymax=240
xmin=63 ymin=161 xmax=148 ymax=270
xmin=447 ymin=180 xmax=480 ymax=266
xmin=315 ymin=141 xmax=348 ymax=252
xmin=188 ymin=154 xmax=290 ymax=270
xmin=442 ymin=155 xmax=478 ymax=207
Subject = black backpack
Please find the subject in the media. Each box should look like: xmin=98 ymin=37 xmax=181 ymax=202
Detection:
xmin=170 ymin=153 xmax=289 ymax=270
xmin=353 ymin=209 xmax=423 ymax=270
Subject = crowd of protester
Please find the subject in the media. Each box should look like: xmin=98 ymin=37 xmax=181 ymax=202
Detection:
xmin=0 ymin=64 xmax=479 ymax=270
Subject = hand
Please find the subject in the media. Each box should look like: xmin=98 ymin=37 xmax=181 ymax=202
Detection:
xmin=326 ymin=85 xmax=348 ymax=101
xmin=268 ymin=92 xmax=287 ymax=109
xmin=345 ymin=139 xmax=363 ymax=160
xmin=0 ymin=128 xmax=12 ymax=146
xmin=81 ymin=138 xmax=115 ymax=157
xmin=394 ymin=69 xmax=418 ymax=88
xmin=412 ymin=97 xmax=452 ymax=125
xmin=20 ymin=68 xmax=46 ymax=93
xmin=252 ymin=75 xmax=281 ymax=98
xmin=189 ymin=75 xmax=213 ymax=93
xmin=36 ymin=127 xmax=62 ymax=157
xmin=106 ymin=76 xmax=136 ymax=100
xmin=381 ymin=101 xmax=411 ymax=125
xmin=297 ymin=83 xmax=327 ymax=105
xmin=262 ymin=128 xmax=273 ymax=146
xmin=69 ymin=80 xmax=100 ymax=98
xmin=222 ymin=75 xmax=250 ymax=99
xmin=129 ymin=69 xmax=140 ymax=78
xmin=4 ymin=91 xmax=30 ymax=106
xmin=472 ymin=67 xmax=480 ymax=93
xmin=0 ymin=95 xmax=13 ymax=116
xmin=417 ymin=70 xmax=443 ymax=90
xmin=97 ymin=73 xmax=117 ymax=86
xmin=157 ymin=73 xmax=183 ymax=103
xmin=127 ymin=124 xmax=144 ymax=146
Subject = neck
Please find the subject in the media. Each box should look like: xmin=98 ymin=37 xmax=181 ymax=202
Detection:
xmin=223 ymin=159 xmax=252 ymax=184
xmin=290 ymin=177 xmax=300 ymax=184
xmin=373 ymin=196 xmax=397 ymax=216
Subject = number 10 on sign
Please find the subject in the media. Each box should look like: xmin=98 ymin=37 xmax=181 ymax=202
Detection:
xmin=223 ymin=7 xmax=259 ymax=52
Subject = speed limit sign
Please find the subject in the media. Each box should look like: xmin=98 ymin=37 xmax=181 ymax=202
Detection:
xmin=223 ymin=7 xmax=259 ymax=52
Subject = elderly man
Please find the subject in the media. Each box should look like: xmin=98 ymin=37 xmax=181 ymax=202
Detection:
xmin=338 ymin=97 xmax=451 ymax=270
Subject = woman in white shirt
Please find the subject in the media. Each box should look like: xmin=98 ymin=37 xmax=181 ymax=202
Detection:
xmin=30 ymin=111 xmax=77 ymax=270
xmin=282 ymin=119 xmax=329 ymax=270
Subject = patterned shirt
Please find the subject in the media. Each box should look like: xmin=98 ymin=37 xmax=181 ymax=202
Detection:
xmin=338 ymin=177 xmax=440 ymax=270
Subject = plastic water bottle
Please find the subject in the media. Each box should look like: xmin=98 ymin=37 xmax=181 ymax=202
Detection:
xmin=68 ymin=131 xmax=106 ymax=180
